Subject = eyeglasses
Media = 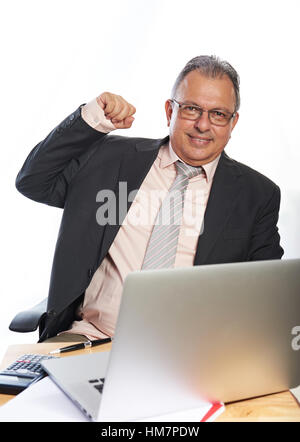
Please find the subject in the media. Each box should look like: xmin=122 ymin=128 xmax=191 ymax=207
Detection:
xmin=170 ymin=99 xmax=236 ymax=127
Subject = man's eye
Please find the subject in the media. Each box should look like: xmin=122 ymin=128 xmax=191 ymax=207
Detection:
xmin=212 ymin=110 xmax=226 ymax=118
xmin=185 ymin=106 xmax=198 ymax=112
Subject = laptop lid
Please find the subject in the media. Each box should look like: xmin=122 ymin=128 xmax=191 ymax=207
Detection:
xmin=98 ymin=259 xmax=300 ymax=421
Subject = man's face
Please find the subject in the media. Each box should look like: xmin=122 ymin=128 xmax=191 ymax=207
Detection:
xmin=165 ymin=71 xmax=239 ymax=166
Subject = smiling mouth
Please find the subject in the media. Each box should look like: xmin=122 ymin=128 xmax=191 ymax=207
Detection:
xmin=188 ymin=134 xmax=213 ymax=144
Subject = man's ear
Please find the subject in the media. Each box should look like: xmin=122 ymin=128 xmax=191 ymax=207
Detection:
xmin=165 ymin=100 xmax=173 ymax=127
xmin=231 ymin=112 xmax=239 ymax=131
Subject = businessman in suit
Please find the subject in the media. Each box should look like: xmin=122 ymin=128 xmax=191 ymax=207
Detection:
xmin=15 ymin=55 xmax=284 ymax=342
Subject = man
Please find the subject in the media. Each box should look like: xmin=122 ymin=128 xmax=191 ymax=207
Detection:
xmin=14 ymin=55 xmax=283 ymax=342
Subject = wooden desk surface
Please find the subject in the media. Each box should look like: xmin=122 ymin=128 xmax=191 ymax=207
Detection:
xmin=1 ymin=343 xmax=300 ymax=422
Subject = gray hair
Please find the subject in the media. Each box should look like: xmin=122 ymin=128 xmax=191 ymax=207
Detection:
xmin=171 ymin=55 xmax=240 ymax=111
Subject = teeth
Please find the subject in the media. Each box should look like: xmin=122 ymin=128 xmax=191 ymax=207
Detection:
xmin=193 ymin=138 xmax=210 ymax=141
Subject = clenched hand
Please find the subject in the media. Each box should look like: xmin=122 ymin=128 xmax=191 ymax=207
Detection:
xmin=97 ymin=92 xmax=136 ymax=129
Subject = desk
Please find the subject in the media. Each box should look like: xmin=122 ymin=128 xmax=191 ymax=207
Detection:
xmin=1 ymin=343 xmax=300 ymax=422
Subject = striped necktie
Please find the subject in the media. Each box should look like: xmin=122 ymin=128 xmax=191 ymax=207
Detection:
xmin=142 ymin=161 xmax=203 ymax=270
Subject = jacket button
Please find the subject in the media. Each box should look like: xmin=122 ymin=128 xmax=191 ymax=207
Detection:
xmin=88 ymin=269 xmax=93 ymax=278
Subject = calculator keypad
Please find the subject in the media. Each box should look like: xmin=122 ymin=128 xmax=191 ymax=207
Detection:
xmin=2 ymin=354 xmax=56 ymax=376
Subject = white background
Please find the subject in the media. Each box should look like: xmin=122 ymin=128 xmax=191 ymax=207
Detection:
xmin=1 ymin=0 xmax=299 ymax=361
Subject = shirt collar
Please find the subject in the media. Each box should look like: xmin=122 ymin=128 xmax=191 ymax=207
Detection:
xmin=158 ymin=141 xmax=221 ymax=183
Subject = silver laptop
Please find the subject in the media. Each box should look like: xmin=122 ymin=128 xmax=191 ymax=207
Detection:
xmin=42 ymin=259 xmax=300 ymax=421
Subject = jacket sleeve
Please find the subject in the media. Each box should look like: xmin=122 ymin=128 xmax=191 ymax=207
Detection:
xmin=247 ymin=184 xmax=284 ymax=260
xmin=15 ymin=106 xmax=107 ymax=208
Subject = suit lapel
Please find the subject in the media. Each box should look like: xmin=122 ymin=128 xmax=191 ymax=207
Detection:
xmin=194 ymin=151 xmax=243 ymax=265
xmin=119 ymin=136 xmax=169 ymax=207
xmin=99 ymin=137 xmax=168 ymax=260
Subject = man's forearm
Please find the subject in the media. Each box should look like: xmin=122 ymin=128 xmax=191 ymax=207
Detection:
xmin=16 ymin=92 xmax=136 ymax=208
xmin=15 ymin=105 xmax=107 ymax=208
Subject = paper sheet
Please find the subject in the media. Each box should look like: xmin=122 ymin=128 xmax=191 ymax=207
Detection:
xmin=0 ymin=376 xmax=224 ymax=422
xmin=0 ymin=377 xmax=88 ymax=422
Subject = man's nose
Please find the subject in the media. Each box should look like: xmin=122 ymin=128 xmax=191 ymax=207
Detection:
xmin=194 ymin=111 xmax=211 ymax=132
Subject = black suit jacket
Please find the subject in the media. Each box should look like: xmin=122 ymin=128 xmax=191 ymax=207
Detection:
xmin=16 ymin=106 xmax=284 ymax=340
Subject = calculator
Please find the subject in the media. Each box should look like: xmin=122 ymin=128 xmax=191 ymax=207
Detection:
xmin=0 ymin=354 xmax=57 ymax=395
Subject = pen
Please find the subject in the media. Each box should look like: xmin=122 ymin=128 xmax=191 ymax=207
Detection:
xmin=49 ymin=338 xmax=112 ymax=354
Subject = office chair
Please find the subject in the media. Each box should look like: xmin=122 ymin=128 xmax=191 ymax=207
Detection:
xmin=9 ymin=298 xmax=48 ymax=336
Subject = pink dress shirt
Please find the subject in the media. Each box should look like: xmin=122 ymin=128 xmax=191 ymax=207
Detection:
xmin=65 ymin=98 xmax=220 ymax=339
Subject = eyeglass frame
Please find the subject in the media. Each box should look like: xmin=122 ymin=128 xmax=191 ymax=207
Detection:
xmin=169 ymin=98 xmax=237 ymax=126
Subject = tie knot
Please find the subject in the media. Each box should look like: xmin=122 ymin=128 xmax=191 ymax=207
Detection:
xmin=176 ymin=161 xmax=203 ymax=179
